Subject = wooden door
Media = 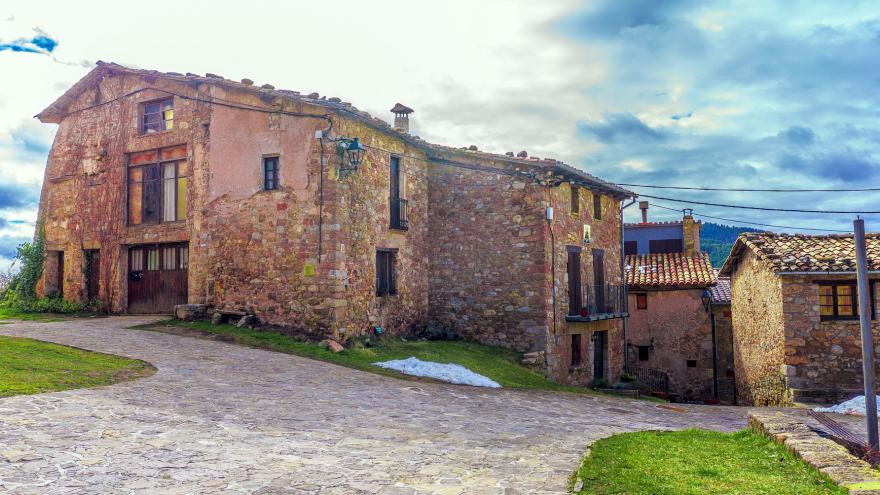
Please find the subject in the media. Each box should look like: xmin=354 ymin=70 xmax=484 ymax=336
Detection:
xmin=128 ymin=243 xmax=188 ymax=313
xmin=593 ymin=331 xmax=607 ymax=379
xmin=592 ymin=249 xmax=605 ymax=312
xmin=567 ymin=249 xmax=582 ymax=316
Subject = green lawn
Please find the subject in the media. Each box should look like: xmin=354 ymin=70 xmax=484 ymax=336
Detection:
xmin=134 ymin=320 xmax=610 ymax=394
xmin=0 ymin=336 xmax=155 ymax=397
xmin=572 ymin=429 xmax=847 ymax=495
xmin=0 ymin=308 xmax=64 ymax=322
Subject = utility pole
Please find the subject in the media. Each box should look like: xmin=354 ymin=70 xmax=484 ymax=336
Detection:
xmin=855 ymin=217 xmax=878 ymax=450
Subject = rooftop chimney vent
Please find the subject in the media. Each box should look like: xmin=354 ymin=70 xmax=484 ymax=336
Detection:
xmin=390 ymin=103 xmax=414 ymax=133
xmin=639 ymin=201 xmax=649 ymax=223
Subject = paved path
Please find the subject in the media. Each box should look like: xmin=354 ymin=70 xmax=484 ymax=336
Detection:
xmin=0 ymin=317 xmax=747 ymax=494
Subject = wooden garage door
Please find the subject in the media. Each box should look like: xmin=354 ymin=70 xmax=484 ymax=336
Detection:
xmin=128 ymin=243 xmax=188 ymax=314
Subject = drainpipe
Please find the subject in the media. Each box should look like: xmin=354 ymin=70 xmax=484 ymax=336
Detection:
xmin=620 ymin=197 xmax=637 ymax=374
xmin=710 ymin=303 xmax=718 ymax=400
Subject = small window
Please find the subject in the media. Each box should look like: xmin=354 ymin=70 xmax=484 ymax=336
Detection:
xmin=264 ymin=156 xmax=279 ymax=190
xmin=818 ymin=282 xmax=875 ymax=320
xmin=624 ymin=240 xmax=637 ymax=255
xmin=146 ymin=249 xmax=160 ymax=271
xmin=686 ymin=359 xmax=697 ymax=368
xmin=180 ymin=246 xmax=189 ymax=269
xmin=593 ymin=194 xmax=602 ymax=220
xmin=638 ymin=345 xmax=650 ymax=361
xmin=571 ymin=334 xmax=582 ymax=366
xmin=649 ymin=238 xmax=683 ymax=254
xmin=635 ymin=293 xmax=648 ymax=309
xmin=142 ymin=98 xmax=174 ymax=133
xmin=570 ymin=186 xmax=580 ymax=214
xmin=376 ymin=249 xmax=397 ymax=296
xmin=162 ymin=246 xmax=177 ymax=270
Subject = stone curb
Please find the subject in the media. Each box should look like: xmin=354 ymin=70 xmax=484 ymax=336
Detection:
xmin=749 ymin=411 xmax=880 ymax=495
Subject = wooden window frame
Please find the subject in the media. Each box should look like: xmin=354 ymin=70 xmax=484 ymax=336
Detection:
xmin=817 ymin=280 xmax=876 ymax=321
xmin=376 ymin=248 xmax=398 ymax=297
xmin=263 ymin=156 xmax=280 ymax=191
xmin=635 ymin=293 xmax=648 ymax=310
xmin=127 ymin=147 xmax=188 ymax=226
xmin=593 ymin=193 xmax=602 ymax=220
xmin=141 ymin=97 xmax=174 ymax=134
xmin=570 ymin=186 xmax=580 ymax=215
xmin=129 ymin=243 xmax=189 ymax=275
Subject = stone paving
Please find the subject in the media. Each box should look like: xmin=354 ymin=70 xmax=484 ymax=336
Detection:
xmin=0 ymin=317 xmax=747 ymax=494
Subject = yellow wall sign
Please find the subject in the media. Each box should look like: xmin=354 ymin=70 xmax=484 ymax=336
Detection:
xmin=303 ymin=263 xmax=316 ymax=277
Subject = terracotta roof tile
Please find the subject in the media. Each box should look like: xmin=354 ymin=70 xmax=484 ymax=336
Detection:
xmin=625 ymin=252 xmax=717 ymax=288
xmin=720 ymin=232 xmax=880 ymax=274
xmin=709 ymin=275 xmax=731 ymax=303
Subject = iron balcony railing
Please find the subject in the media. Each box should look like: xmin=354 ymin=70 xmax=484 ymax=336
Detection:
xmin=570 ymin=284 xmax=626 ymax=318
xmin=390 ymin=197 xmax=409 ymax=230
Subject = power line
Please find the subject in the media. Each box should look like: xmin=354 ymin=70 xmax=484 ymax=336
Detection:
xmin=647 ymin=202 xmax=851 ymax=232
xmin=635 ymin=193 xmax=880 ymax=214
xmin=619 ymin=183 xmax=880 ymax=192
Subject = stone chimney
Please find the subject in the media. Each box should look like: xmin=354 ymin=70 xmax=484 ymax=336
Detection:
xmin=682 ymin=208 xmax=701 ymax=256
xmin=639 ymin=201 xmax=649 ymax=223
xmin=390 ymin=103 xmax=414 ymax=133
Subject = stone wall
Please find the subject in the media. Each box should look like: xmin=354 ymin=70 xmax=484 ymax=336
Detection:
xmin=729 ymin=249 xmax=788 ymax=406
xmin=781 ymin=274 xmax=880 ymax=403
xmin=550 ymin=183 xmax=625 ymax=385
xmin=626 ymin=289 xmax=714 ymax=400
xmin=199 ymin=84 xmax=430 ymax=339
xmin=426 ymin=154 xmax=549 ymax=352
xmin=36 ymin=72 xmax=209 ymax=312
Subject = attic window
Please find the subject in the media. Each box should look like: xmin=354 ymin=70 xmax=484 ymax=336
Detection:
xmin=142 ymin=98 xmax=174 ymax=133
xmin=593 ymin=194 xmax=602 ymax=220
xmin=570 ymin=186 xmax=580 ymax=214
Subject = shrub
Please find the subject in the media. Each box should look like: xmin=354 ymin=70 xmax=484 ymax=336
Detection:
xmin=0 ymin=225 xmax=84 ymax=314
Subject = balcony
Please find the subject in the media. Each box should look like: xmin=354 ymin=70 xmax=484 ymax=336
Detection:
xmin=390 ymin=197 xmax=409 ymax=230
xmin=566 ymin=284 xmax=627 ymax=322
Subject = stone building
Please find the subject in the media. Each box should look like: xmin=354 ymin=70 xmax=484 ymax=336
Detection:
xmin=33 ymin=62 xmax=632 ymax=385
xmin=623 ymin=204 xmax=734 ymax=402
xmin=721 ymin=232 xmax=880 ymax=405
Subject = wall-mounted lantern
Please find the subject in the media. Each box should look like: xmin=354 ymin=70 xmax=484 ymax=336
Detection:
xmin=701 ymin=288 xmax=712 ymax=312
xmin=337 ymin=137 xmax=366 ymax=177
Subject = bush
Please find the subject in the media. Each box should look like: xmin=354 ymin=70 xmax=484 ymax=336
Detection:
xmin=0 ymin=225 xmax=84 ymax=314
xmin=0 ymin=225 xmax=45 ymax=308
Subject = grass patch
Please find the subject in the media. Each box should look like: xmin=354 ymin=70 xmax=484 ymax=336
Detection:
xmin=133 ymin=320 xmax=623 ymax=395
xmin=0 ymin=336 xmax=155 ymax=397
xmin=572 ymin=429 xmax=846 ymax=495
xmin=0 ymin=308 xmax=65 ymax=322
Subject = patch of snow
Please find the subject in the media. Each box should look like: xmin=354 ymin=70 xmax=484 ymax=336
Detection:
xmin=815 ymin=395 xmax=880 ymax=416
xmin=373 ymin=357 xmax=501 ymax=388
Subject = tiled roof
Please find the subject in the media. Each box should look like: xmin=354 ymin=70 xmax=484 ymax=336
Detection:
xmin=625 ymin=252 xmax=717 ymax=288
xmin=720 ymin=232 xmax=880 ymax=275
xmin=709 ymin=275 xmax=731 ymax=304
xmin=36 ymin=62 xmax=633 ymax=199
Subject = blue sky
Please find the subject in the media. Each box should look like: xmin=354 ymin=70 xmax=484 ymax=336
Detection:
xmin=1 ymin=0 xmax=879 ymax=270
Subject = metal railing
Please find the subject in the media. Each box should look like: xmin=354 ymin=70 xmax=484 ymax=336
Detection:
xmin=632 ymin=365 xmax=670 ymax=396
xmin=570 ymin=284 xmax=626 ymax=317
xmin=390 ymin=197 xmax=409 ymax=230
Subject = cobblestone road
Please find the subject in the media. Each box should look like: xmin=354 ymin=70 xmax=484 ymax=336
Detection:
xmin=0 ymin=317 xmax=747 ymax=494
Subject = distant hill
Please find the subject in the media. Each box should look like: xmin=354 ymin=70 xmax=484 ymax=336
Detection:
xmin=701 ymin=222 xmax=764 ymax=267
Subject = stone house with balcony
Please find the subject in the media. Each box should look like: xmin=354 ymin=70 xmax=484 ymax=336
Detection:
xmin=721 ymin=232 xmax=880 ymax=405
xmin=33 ymin=62 xmax=632 ymax=386
xmin=623 ymin=204 xmax=734 ymax=403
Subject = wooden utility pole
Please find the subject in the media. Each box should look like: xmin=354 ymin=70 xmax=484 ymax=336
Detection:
xmin=855 ymin=218 xmax=878 ymax=450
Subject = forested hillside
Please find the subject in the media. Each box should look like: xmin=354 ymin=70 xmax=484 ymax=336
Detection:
xmin=701 ymin=222 xmax=764 ymax=267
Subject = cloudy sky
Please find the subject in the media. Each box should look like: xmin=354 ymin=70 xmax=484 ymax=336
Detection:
xmin=1 ymin=0 xmax=879 ymax=270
